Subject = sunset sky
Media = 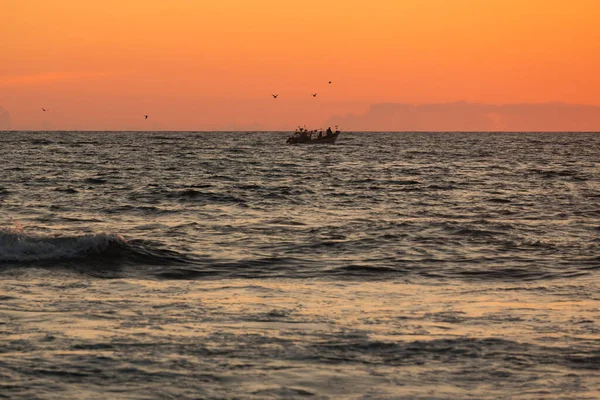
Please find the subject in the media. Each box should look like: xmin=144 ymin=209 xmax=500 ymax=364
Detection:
xmin=2 ymin=0 xmax=599 ymax=130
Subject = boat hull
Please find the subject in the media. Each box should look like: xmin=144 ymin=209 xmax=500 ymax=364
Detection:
xmin=286 ymin=132 xmax=339 ymax=144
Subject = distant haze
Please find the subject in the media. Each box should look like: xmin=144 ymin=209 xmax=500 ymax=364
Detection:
xmin=2 ymin=101 xmax=599 ymax=132
xmin=326 ymin=102 xmax=600 ymax=132
xmin=0 ymin=106 xmax=12 ymax=130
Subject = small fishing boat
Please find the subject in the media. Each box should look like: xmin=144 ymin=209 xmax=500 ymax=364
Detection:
xmin=286 ymin=130 xmax=340 ymax=144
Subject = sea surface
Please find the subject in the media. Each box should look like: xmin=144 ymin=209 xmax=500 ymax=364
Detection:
xmin=0 ymin=131 xmax=599 ymax=399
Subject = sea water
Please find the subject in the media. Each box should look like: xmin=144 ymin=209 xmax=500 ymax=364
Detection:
xmin=1 ymin=131 xmax=599 ymax=399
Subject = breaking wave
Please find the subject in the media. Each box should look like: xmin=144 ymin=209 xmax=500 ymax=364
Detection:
xmin=0 ymin=228 xmax=192 ymax=275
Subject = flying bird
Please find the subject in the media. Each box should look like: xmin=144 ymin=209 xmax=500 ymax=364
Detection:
xmin=311 ymin=93 xmax=317 ymax=97
xmin=145 ymin=115 xmax=148 ymax=119
xmin=41 ymin=108 xmax=48 ymax=112
xmin=328 ymin=81 xmax=332 ymax=84
xmin=272 ymin=94 xmax=278 ymax=98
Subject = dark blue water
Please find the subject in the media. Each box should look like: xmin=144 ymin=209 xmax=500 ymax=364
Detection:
xmin=1 ymin=131 xmax=599 ymax=399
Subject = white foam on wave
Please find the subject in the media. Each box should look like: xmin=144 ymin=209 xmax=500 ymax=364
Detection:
xmin=0 ymin=228 xmax=127 ymax=263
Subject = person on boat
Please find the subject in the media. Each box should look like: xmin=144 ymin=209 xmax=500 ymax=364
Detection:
xmin=326 ymin=127 xmax=333 ymax=136
xmin=318 ymin=131 xmax=323 ymax=138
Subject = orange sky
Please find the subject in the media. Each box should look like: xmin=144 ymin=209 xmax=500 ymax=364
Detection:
xmin=2 ymin=0 xmax=599 ymax=130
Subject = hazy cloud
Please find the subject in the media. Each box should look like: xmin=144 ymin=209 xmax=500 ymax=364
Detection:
xmin=0 ymin=71 xmax=122 ymax=87
xmin=325 ymin=102 xmax=600 ymax=132
xmin=0 ymin=106 xmax=12 ymax=130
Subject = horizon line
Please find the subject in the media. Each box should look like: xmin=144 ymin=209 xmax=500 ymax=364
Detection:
xmin=1 ymin=130 xmax=599 ymax=134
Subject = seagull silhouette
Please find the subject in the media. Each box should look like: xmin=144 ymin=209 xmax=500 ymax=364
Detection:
xmin=41 ymin=108 xmax=48 ymax=112
xmin=272 ymin=94 xmax=278 ymax=98
xmin=145 ymin=115 xmax=148 ymax=119
xmin=311 ymin=93 xmax=317 ymax=97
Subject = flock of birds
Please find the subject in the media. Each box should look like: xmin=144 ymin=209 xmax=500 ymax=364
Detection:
xmin=40 ymin=81 xmax=333 ymax=120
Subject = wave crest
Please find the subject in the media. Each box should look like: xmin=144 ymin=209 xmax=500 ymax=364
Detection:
xmin=0 ymin=230 xmax=128 ymax=263
xmin=0 ymin=230 xmax=191 ymax=277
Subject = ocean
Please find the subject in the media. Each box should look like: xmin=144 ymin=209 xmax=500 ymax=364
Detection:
xmin=0 ymin=131 xmax=599 ymax=399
